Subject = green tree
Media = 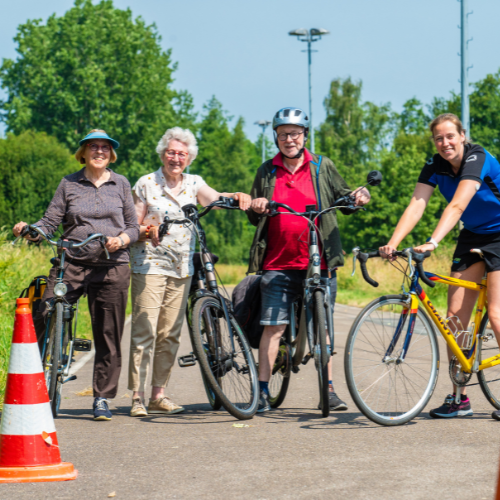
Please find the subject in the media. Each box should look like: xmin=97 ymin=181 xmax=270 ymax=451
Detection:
xmin=0 ymin=0 xmax=195 ymax=185
xmin=0 ymin=131 xmax=78 ymax=230
xmin=191 ymin=98 xmax=260 ymax=264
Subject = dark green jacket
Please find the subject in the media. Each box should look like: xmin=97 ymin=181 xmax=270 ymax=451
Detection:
xmin=246 ymin=153 xmax=352 ymax=274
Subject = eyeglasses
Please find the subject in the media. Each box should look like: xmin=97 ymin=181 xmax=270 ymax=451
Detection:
xmin=277 ymin=131 xmax=304 ymax=142
xmin=166 ymin=150 xmax=188 ymax=160
xmin=87 ymin=143 xmax=111 ymax=153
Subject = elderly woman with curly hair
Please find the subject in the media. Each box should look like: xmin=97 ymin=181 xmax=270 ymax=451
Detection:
xmin=128 ymin=127 xmax=251 ymax=416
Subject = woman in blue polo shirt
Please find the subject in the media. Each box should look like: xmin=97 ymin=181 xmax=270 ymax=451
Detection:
xmin=379 ymin=113 xmax=500 ymax=421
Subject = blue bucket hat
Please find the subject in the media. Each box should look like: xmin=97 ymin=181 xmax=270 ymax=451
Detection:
xmin=79 ymin=131 xmax=120 ymax=150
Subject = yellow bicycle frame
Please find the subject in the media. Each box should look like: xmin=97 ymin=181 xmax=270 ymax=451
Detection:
xmin=416 ymin=272 xmax=500 ymax=372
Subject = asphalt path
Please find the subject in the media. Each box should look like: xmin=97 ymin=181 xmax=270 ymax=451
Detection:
xmin=3 ymin=301 xmax=500 ymax=499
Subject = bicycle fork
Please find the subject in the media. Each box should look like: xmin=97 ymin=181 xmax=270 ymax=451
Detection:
xmin=383 ymin=293 xmax=418 ymax=365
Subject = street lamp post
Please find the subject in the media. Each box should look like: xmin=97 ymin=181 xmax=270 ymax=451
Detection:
xmin=254 ymin=120 xmax=271 ymax=163
xmin=289 ymin=28 xmax=329 ymax=152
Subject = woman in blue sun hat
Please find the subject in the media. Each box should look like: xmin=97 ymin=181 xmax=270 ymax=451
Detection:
xmin=13 ymin=129 xmax=140 ymax=421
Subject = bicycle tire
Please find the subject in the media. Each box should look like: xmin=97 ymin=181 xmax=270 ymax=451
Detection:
xmin=191 ymin=296 xmax=259 ymax=419
xmin=269 ymin=336 xmax=292 ymax=408
xmin=187 ymin=302 xmax=223 ymax=411
xmin=313 ymin=290 xmax=330 ymax=418
xmin=477 ymin=312 xmax=500 ymax=410
xmin=201 ymin=369 xmax=223 ymax=411
xmin=344 ymin=295 xmax=439 ymax=426
xmin=43 ymin=302 xmax=63 ymax=418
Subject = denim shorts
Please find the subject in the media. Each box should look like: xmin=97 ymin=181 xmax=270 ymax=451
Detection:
xmin=260 ymin=270 xmax=337 ymax=326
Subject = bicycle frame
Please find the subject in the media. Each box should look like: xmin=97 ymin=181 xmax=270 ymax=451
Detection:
xmin=387 ymin=268 xmax=500 ymax=374
xmin=288 ymin=213 xmax=335 ymax=363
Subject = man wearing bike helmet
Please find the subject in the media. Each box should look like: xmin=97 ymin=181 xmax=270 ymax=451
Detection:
xmin=248 ymin=107 xmax=370 ymax=412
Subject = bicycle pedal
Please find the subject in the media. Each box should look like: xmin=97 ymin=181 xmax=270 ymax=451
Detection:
xmin=178 ymin=354 xmax=197 ymax=368
xmin=301 ymin=353 xmax=313 ymax=365
xmin=74 ymin=338 xmax=92 ymax=351
xmin=292 ymin=366 xmax=300 ymax=374
xmin=63 ymin=375 xmax=77 ymax=384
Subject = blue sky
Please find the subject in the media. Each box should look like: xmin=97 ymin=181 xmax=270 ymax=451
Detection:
xmin=1 ymin=0 xmax=500 ymax=141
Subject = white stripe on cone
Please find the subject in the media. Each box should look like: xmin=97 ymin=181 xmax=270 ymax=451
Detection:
xmin=8 ymin=343 xmax=44 ymax=375
xmin=1 ymin=403 xmax=56 ymax=436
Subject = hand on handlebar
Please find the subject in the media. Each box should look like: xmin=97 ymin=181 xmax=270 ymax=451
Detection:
xmin=13 ymin=221 xmax=38 ymax=241
xmin=105 ymin=236 xmax=123 ymax=253
xmin=233 ymin=193 xmax=251 ymax=211
xmin=250 ymin=198 xmax=269 ymax=214
xmin=352 ymin=187 xmax=371 ymax=206
xmin=379 ymin=244 xmax=398 ymax=262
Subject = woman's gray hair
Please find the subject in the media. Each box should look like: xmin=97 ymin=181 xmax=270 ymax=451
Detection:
xmin=156 ymin=127 xmax=198 ymax=165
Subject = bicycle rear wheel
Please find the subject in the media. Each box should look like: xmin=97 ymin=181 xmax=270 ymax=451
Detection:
xmin=269 ymin=337 xmax=292 ymax=408
xmin=43 ymin=302 xmax=63 ymax=417
xmin=477 ymin=312 xmax=500 ymax=409
xmin=191 ymin=296 xmax=259 ymax=419
xmin=344 ymin=295 xmax=439 ymax=426
xmin=313 ymin=291 xmax=330 ymax=418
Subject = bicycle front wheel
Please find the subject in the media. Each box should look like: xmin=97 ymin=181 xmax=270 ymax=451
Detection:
xmin=313 ymin=290 xmax=330 ymax=418
xmin=344 ymin=295 xmax=439 ymax=426
xmin=477 ymin=312 xmax=500 ymax=409
xmin=43 ymin=302 xmax=63 ymax=417
xmin=191 ymin=296 xmax=259 ymax=420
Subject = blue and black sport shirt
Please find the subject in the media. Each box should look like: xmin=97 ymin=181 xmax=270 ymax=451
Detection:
xmin=418 ymin=143 xmax=500 ymax=234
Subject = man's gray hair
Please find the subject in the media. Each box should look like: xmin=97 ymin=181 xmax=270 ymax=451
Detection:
xmin=156 ymin=127 xmax=198 ymax=165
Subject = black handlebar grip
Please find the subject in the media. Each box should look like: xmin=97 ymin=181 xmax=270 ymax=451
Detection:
xmin=358 ymin=251 xmax=379 ymax=288
xmin=412 ymin=251 xmax=435 ymax=288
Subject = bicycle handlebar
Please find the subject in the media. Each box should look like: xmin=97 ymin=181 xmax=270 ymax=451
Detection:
xmin=158 ymin=196 xmax=240 ymax=241
xmin=14 ymin=225 xmax=110 ymax=259
xmin=265 ymin=198 xmax=362 ymax=219
xmin=352 ymin=248 xmax=434 ymax=288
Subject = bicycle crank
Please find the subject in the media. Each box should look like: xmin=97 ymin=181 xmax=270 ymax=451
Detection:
xmin=449 ymin=356 xmax=472 ymax=387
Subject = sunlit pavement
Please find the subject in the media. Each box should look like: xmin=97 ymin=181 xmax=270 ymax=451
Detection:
xmin=2 ymin=302 xmax=500 ymax=499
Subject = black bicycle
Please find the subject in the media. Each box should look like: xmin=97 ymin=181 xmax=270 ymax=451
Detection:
xmin=13 ymin=225 xmax=109 ymax=417
xmin=158 ymin=197 xmax=259 ymax=420
xmin=263 ymin=170 xmax=382 ymax=417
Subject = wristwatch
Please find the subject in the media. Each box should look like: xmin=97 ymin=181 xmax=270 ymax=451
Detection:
xmin=425 ymin=237 xmax=438 ymax=250
xmin=118 ymin=236 xmax=125 ymax=248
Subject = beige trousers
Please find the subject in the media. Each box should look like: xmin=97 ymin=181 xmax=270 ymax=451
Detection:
xmin=128 ymin=273 xmax=192 ymax=392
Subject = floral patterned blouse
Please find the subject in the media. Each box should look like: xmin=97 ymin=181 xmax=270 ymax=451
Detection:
xmin=130 ymin=168 xmax=207 ymax=278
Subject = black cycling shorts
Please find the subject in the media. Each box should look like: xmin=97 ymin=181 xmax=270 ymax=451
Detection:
xmin=451 ymin=228 xmax=500 ymax=273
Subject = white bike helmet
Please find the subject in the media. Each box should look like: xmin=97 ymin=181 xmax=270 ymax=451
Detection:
xmin=272 ymin=107 xmax=309 ymax=158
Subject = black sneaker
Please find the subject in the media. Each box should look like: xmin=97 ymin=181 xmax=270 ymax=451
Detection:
xmin=257 ymin=391 xmax=271 ymax=413
xmin=318 ymin=392 xmax=348 ymax=411
xmin=429 ymin=394 xmax=473 ymax=418
xmin=492 ymin=411 xmax=500 ymax=421
xmin=93 ymin=397 xmax=112 ymax=421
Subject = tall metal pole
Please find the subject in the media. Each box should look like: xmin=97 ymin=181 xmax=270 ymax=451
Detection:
xmin=461 ymin=0 xmax=470 ymax=137
xmin=307 ymin=37 xmax=314 ymax=152
xmin=261 ymin=132 xmax=266 ymax=163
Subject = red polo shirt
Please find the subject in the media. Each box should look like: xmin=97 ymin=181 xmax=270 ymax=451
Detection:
xmin=263 ymin=150 xmax=327 ymax=271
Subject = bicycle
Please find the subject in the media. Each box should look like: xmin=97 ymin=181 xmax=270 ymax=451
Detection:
xmin=261 ymin=170 xmax=383 ymax=417
xmin=345 ymin=246 xmax=500 ymax=426
xmin=158 ymin=197 xmax=259 ymax=420
xmin=13 ymin=225 xmax=109 ymax=417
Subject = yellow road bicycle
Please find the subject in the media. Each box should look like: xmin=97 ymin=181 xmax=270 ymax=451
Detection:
xmin=344 ymin=247 xmax=500 ymax=426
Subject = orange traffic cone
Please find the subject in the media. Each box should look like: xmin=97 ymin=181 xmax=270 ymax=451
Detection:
xmin=0 ymin=298 xmax=77 ymax=483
